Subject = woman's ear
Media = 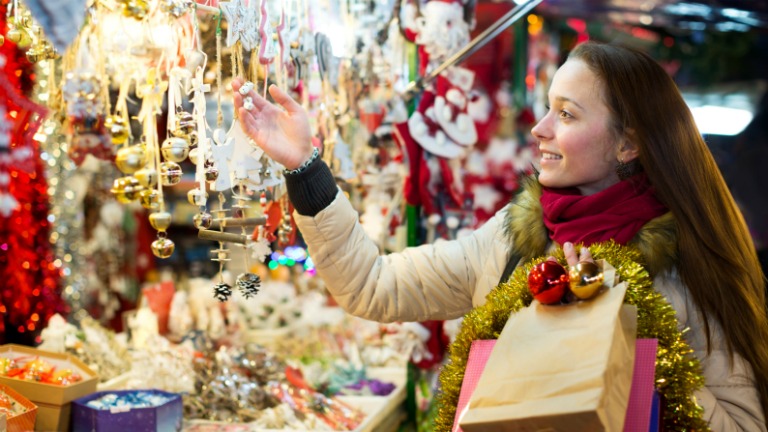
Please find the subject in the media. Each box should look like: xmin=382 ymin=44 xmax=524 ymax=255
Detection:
xmin=618 ymin=128 xmax=640 ymax=161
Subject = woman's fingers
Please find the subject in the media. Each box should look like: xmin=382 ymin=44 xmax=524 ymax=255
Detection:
xmin=268 ymin=84 xmax=302 ymax=114
xmin=578 ymin=247 xmax=594 ymax=263
xmin=564 ymin=242 xmax=579 ymax=266
xmin=564 ymin=242 xmax=594 ymax=266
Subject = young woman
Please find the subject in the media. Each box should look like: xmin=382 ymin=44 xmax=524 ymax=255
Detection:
xmin=232 ymin=41 xmax=768 ymax=430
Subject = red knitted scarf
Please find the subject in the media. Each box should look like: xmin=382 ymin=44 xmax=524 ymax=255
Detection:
xmin=540 ymin=174 xmax=668 ymax=246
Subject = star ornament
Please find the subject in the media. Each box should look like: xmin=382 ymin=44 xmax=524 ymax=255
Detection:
xmin=220 ymin=0 xmax=259 ymax=50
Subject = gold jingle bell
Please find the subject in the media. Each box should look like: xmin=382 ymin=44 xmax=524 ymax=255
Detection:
xmin=5 ymin=28 xmax=24 ymax=44
xmin=188 ymin=148 xmax=200 ymax=165
xmin=134 ymin=167 xmax=158 ymax=188
xmin=25 ymin=48 xmax=44 ymax=63
xmin=160 ymin=161 xmax=183 ymax=186
xmin=175 ymin=111 xmax=196 ymax=136
xmin=115 ymin=145 xmax=148 ymax=174
xmin=110 ymin=176 xmax=145 ymax=203
xmin=204 ymin=166 xmax=219 ymax=183
xmin=568 ymin=262 xmax=605 ymax=300
xmin=151 ymin=237 xmax=175 ymax=259
xmin=123 ymin=0 xmax=149 ymax=19
xmin=161 ymin=136 xmax=190 ymax=163
xmin=149 ymin=211 xmax=172 ymax=231
xmin=193 ymin=212 xmax=213 ymax=229
xmin=105 ymin=116 xmax=130 ymax=145
xmin=187 ymin=131 xmax=198 ymax=148
xmin=187 ymin=188 xmax=207 ymax=206
xmin=139 ymin=189 xmax=160 ymax=210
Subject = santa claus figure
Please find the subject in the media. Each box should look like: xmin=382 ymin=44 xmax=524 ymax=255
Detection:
xmin=395 ymin=0 xmax=478 ymax=219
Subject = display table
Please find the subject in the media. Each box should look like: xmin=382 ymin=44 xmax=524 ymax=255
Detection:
xmin=183 ymin=367 xmax=406 ymax=432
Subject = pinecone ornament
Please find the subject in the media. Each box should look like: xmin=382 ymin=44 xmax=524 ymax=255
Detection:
xmin=213 ymin=282 xmax=233 ymax=302
xmin=236 ymin=273 xmax=261 ymax=299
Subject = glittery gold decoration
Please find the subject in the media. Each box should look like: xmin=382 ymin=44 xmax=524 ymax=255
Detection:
xmin=434 ymin=241 xmax=709 ymax=432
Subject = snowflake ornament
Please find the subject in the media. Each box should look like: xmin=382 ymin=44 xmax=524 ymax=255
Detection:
xmin=249 ymin=236 xmax=272 ymax=263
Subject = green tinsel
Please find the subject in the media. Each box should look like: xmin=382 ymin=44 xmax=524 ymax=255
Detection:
xmin=434 ymin=241 xmax=710 ymax=431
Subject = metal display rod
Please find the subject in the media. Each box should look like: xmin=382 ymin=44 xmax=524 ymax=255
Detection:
xmin=403 ymin=0 xmax=543 ymax=100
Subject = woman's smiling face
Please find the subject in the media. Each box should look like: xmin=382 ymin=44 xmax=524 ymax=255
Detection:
xmin=531 ymin=59 xmax=622 ymax=195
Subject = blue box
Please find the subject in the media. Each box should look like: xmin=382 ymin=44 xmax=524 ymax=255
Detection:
xmin=71 ymin=390 xmax=182 ymax=432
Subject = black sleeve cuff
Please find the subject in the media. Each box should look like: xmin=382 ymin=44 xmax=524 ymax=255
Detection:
xmin=285 ymin=156 xmax=338 ymax=216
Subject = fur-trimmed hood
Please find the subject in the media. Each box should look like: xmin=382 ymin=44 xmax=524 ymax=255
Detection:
xmin=504 ymin=176 xmax=678 ymax=277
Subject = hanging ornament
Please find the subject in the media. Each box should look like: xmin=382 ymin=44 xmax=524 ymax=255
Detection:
xmin=204 ymin=164 xmax=219 ymax=183
xmin=212 ymin=282 xmax=232 ymax=302
xmin=277 ymin=198 xmax=293 ymax=244
xmin=149 ymin=211 xmax=172 ymax=232
xmin=193 ymin=211 xmax=213 ymax=229
xmin=110 ymin=176 xmax=144 ymax=203
xmin=187 ymin=188 xmax=207 ymax=206
xmin=160 ymin=161 xmax=182 ymax=186
xmin=188 ymin=147 xmax=201 ymax=165
xmin=159 ymin=0 xmax=193 ymax=18
xmin=120 ymin=0 xmax=150 ymax=20
xmin=151 ymin=236 xmax=175 ymax=259
xmin=161 ymin=136 xmax=190 ymax=163
xmin=174 ymin=111 xmax=196 ymax=137
xmin=134 ymin=167 xmax=158 ymax=188
xmin=115 ymin=145 xmax=148 ymax=174
xmin=105 ymin=115 xmax=131 ymax=145
xmin=236 ymin=273 xmax=260 ymax=299
xmin=139 ymin=189 xmax=160 ymax=210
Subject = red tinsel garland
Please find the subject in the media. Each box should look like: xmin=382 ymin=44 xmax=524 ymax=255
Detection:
xmin=1 ymin=4 xmax=66 ymax=345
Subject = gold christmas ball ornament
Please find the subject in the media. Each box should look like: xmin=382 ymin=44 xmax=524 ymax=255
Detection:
xmin=115 ymin=145 xmax=148 ymax=174
xmin=0 ymin=34 xmax=4 ymax=46
xmin=149 ymin=211 xmax=172 ymax=231
xmin=193 ymin=212 xmax=213 ymax=229
xmin=105 ymin=116 xmax=130 ymax=145
xmin=134 ymin=167 xmax=158 ymax=188
xmin=110 ymin=176 xmax=145 ymax=203
xmin=161 ymin=137 xmax=190 ymax=163
xmin=151 ymin=237 xmax=175 ymax=259
xmin=139 ymin=189 xmax=160 ymax=210
xmin=187 ymin=188 xmax=208 ymax=206
xmin=160 ymin=161 xmax=183 ymax=186
xmin=568 ymin=262 xmax=605 ymax=300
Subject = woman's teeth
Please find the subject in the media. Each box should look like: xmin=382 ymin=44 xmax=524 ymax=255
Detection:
xmin=542 ymin=153 xmax=562 ymax=160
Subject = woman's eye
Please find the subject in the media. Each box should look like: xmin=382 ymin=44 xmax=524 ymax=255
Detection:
xmin=559 ymin=110 xmax=572 ymax=119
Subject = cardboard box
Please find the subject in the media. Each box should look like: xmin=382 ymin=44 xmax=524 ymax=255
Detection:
xmin=0 ymin=344 xmax=98 ymax=432
xmin=71 ymin=390 xmax=183 ymax=432
xmin=1 ymin=384 xmax=38 ymax=432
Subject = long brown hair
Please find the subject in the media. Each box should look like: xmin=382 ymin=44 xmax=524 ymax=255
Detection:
xmin=569 ymin=41 xmax=768 ymax=416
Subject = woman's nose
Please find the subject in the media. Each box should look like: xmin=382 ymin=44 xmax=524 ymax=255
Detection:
xmin=531 ymin=116 xmax=550 ymax=141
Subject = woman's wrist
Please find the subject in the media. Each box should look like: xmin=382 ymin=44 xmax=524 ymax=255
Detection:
xmin=284 ymin=147 xmax=319 ymax=175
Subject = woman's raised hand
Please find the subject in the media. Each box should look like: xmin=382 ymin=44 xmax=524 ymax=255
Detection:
xmin=232 ymin=77 xmax=314 ymax=170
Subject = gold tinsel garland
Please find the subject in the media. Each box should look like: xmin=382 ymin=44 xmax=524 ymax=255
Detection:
xmin=434 ymin=241 xmax=710 ymax=431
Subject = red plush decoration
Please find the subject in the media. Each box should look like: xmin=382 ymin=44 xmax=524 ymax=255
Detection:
xmin=527 ymin=261 xmax=569 ymax=305
xmin=1 ymin=7 xmax=65 ymax=345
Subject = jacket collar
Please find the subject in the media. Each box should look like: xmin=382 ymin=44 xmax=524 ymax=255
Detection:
xmin=504 ymin=176 xmax=678 ymax=277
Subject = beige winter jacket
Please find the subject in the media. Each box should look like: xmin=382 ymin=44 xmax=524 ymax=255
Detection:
xmin=295 ymin=188 xmax=766 ymax=431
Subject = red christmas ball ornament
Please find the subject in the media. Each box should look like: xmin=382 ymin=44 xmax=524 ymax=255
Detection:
xmin=527 ymin=261 xmax=569 ymax=304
